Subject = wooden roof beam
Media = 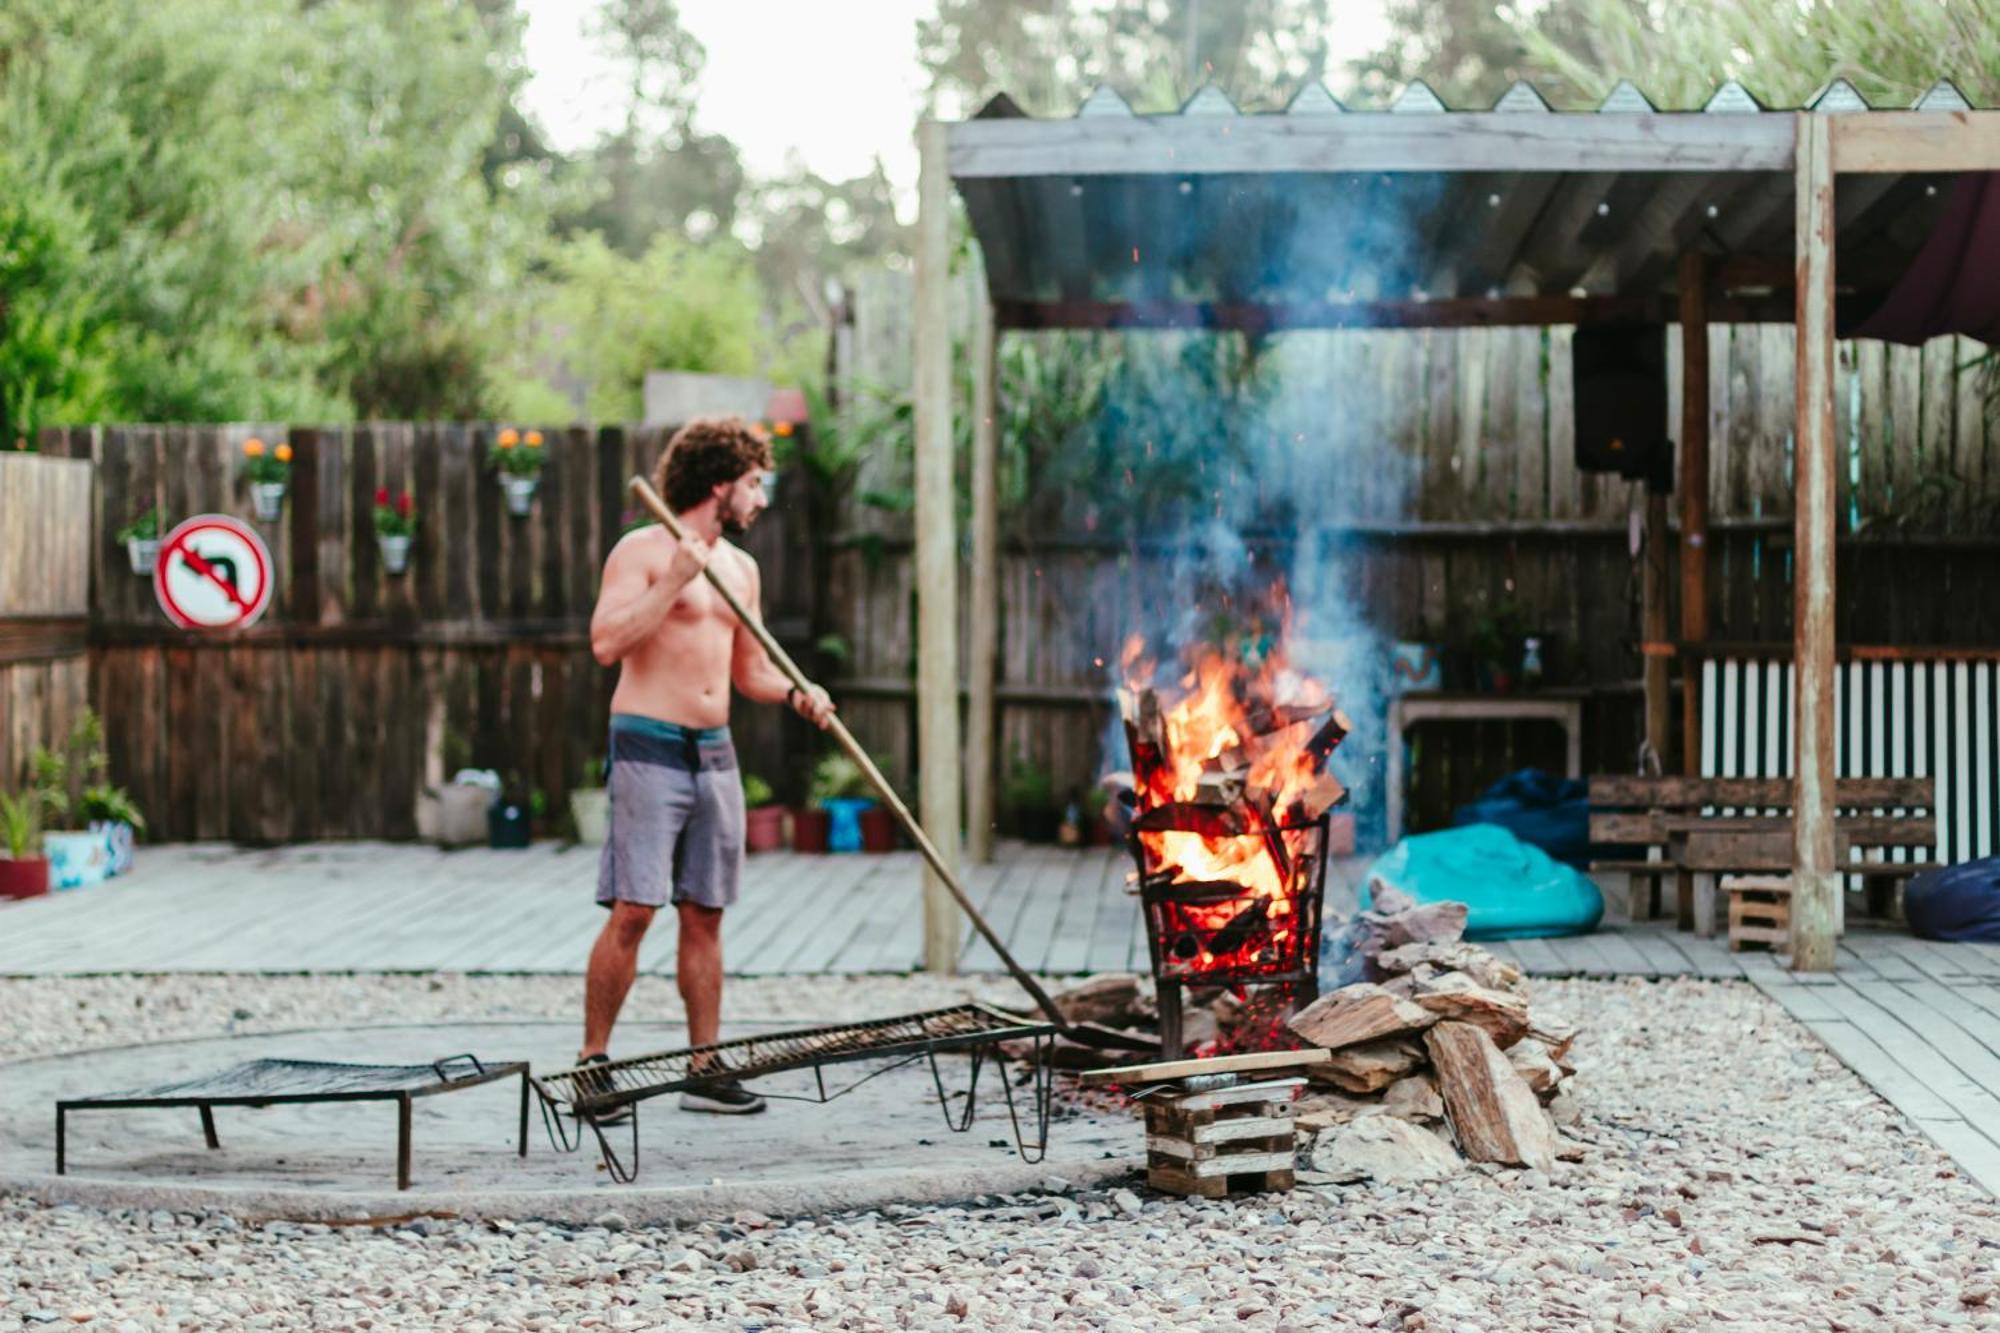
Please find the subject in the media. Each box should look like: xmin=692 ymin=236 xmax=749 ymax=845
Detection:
xmin=947 ymin=112 xmax=1797 ymax=178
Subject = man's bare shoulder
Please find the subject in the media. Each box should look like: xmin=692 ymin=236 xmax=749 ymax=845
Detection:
xmin=714 ymin=539 xmax=760 ymax=580
xmin=607 ymin=524 xmax=670 ymax=564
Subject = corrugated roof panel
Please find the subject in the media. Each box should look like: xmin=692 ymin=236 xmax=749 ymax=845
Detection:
xmin=1391 ymin=80 xmax=1448 ymax=114
xmin=1915 ymin=79 xmax=1972 ymax=111
xmin=1181 ymin=85 xmax=1240 ymax=117
xmin=1598 ymin=80 xmax=1657 ymax=114
xmin=1809 ymin=79 xmax=1871 ymax=113
xmin=1076 ymin=85 xmax=1134 ymax=118
xmin=1703 ymin=81 xmax=1765 ymax=113
xmin=1285 ymin=82 xmax=1345 ymax=116
xmin=1493 ymin=81 xmax=1554 ymax=113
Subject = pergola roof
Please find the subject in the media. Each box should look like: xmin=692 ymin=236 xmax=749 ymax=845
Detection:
xmin=947 ymin=78 xmax=1997 ymax=331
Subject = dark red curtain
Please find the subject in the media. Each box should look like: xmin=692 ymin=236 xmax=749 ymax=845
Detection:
xmin=1849 ymin=173 xmax=2000 ymax=346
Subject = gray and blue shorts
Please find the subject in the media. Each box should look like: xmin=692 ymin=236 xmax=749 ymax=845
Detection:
xmin=595 ymin=714 xmax=745 ymax=912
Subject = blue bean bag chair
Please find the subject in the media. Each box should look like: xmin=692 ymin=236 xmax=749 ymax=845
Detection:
xmin=1451 ymin=768 xmax=1591 ymax=867
xmin=1363 ymin=823 xmax=1604 ymax=940
xmin=1904 ymin=857 xmax=2000 ymax=943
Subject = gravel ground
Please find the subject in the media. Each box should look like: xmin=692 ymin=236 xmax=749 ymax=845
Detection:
xmin=5 ymin=973 xmax=1999 ymax=1331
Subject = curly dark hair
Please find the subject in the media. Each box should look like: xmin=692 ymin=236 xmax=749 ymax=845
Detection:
xmin=654 ymin=416 xmax=775 ymax=513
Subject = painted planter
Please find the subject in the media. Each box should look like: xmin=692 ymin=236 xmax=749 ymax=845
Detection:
xmin=45 ymin=829 xmax=113 ymax=889
xmin=92 ymin=820 xmax=136 ymax=876
xmin=0 ymin=857 xmax=49 ymax=900
xmin=251 ymin=481 xmax=287 ymax=522
xmin=502 ymin=474 xmax=540 ymax=517
xmin=791 ymin=807 xmax=831 ymax=854
xmin=126 ymin=538 xmax=161 ymax=575
xmin=744 ymin=805 xmax=786 ymax=853
xmin=821 ymin=798 xmax=874 ymax=853
xmin=571 ymin=787 xmax=610 ymax=846
xmin=378 ymin=534 xmax=413 ymax=575
xmin=858 ymin=807 xmax=898 ymax=854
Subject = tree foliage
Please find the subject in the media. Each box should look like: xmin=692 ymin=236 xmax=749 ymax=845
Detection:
xmin=918 ymin=0 xmax=1348 ymax=116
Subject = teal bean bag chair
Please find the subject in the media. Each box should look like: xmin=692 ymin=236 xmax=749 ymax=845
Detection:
xmin=1363 ymin=823 xmax=1603 ymax=940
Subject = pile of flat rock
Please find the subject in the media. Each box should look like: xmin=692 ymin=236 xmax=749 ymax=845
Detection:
xmin=1289 ymin=883 xmax=1578 ymax=1183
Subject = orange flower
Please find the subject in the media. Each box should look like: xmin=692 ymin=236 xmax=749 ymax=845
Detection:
xmin=497 ymin=428 xmax=520 ymax=448
xmin=773 ymin=421 xmax=795 ymax=438
xmin=243 ymin=438 xmax=265 ymax=457
xmin=274 ymin=443 xmax=293 ymax=463
xmin=523 ymin=430 xmax=544 ymax=447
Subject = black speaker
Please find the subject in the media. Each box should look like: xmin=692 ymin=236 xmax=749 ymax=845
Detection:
xmin=1573 ymin=323 xmax=1671 ymax=489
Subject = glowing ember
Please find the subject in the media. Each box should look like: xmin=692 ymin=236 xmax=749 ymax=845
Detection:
xmin=1120 ymin=580 xmax=1350 ymax=982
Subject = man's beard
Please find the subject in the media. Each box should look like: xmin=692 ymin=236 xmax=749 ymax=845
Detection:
xmin=719 ymin=496 xmax=757 ymax=536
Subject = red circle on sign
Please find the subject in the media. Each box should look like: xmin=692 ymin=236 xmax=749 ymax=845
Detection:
xmin=154 ymin=515 xmax=274 ymax=630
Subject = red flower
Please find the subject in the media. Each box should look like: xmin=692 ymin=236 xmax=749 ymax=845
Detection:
xmin=396 ymin=492 xmax=412 ymax=518
xmin=374 ymin=486 xmax=390 ymax=507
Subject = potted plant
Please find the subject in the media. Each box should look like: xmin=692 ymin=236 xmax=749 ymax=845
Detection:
xmin=0 ymin=786 xmax=49 ymax=899
xmin=570 ymin=758 xmax=610 ymax=846
xmin=742 ymin=773 xmax=786 ymax=852
xmin=488 ymin=778 xmax=534 ymax=850
xmin=810 ymin=753 xmax=880 ymax=853
xmin=373 ymin=487 xmax=417 ymax=574
xmin=116 ymin=506 xmax=163 ymax=575
xmin=242 ymin=436 xmax=293 ymax=521
xmin=78 ymin=783 xmax=145 ymax=877
xmin=1003 ymin=757 xmax=1061 ymax=844
xmin=31 ymin=712 xmax=132 ymax=888
xmin=492 ymin=428 xmax=547 ymax=516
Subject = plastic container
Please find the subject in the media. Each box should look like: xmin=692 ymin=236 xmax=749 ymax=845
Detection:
xmin=858 ymin=807 xmax=898 ymax=853
xmin=792 ymin=807 xmax=831 ymax=853
xmin=488 ymin=800 xmax=532 ymax=849
xmin=745 ymin=805 xmax=787 ymax=852
xmin=822 ymin=798 xmax=873 ymax=853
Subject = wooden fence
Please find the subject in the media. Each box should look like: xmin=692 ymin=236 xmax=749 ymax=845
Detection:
xmin=36 ymin=424 xmax=820 ymax=843
xmin=0 ymin=453 xmax=93 ymax=790
xmin=831 ymin=290 xmax=2000 ymax=834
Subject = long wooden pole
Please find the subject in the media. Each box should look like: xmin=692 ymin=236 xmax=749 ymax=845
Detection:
xmin=966 ymin=299 xmax=1000 ymax=864
xmin=914 ymin=117 xmax=964 ymax=971
xmin=1677 ymin=251 xmax=1710 ymax=778
xmin=626 ymin=477 xmax=1063 ymax=1024
xmin=1791 ymin=113 xmax=1840 ymax=972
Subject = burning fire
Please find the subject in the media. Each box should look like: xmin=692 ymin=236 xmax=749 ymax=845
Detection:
xmin=1119 ymin=581 xmax=1350 ymax=978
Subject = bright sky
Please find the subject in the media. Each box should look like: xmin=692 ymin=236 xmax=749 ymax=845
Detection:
xmin=518 ymin=1 xmax=1395 ymax=216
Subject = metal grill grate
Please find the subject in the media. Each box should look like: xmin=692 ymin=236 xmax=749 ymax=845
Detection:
xmin=536 ymin=1003 xmax=1049 ymax=1116
xmin=72 ymin=1057 xmax=498 ymax=1105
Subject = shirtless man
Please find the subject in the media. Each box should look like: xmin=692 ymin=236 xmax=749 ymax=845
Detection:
xmin=580 ymin=416 xmax=833 ymax=1113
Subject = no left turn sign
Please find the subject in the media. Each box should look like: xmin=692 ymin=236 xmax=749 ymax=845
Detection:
xmin=154 ymin=515 xmax=274 ymax=630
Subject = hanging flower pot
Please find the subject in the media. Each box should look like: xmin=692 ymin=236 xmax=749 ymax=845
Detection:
xmin=372 ymin=487 xmax=417 ymax=576
xmin=502 ymin=473 xmax=539 ymax=516
xmin=378 ymin=533 xmax=412 ymax=575
xmin=251 ymin=481 xmax=287 ymax=522
xmin=491 ymin=428 xmax=546 ymax=519
xmin=115 ymin=506 xmax=163 ymax=575
xmin=240 ymin=437 xmax=292 ymax=521
xmin=125 ymin=537 xmax=161 ymax=575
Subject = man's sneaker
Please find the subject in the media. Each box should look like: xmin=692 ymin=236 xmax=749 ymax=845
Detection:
xmin=679 ymin=1078 xmax=767 ymax=1114
xmin=571 ymin=1053 xmax=633 ymax=1125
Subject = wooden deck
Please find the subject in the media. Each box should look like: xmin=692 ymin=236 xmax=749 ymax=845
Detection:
xmin=5 ymin=840 xmax=1999 ymax=1195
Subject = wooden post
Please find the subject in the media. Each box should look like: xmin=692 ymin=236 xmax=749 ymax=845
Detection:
xmin=966 ymin=298 xmax=1000 ymax=863
xmin=1642 ymin=486 xmax=1671 ymax=768
xmin=1791 ymin=112 xmax=1839 ymax=973
xmin=914 ymin=118 xmax=963 ymax=970
xmin=1676 ymin=252 xmax=1709 ymax=776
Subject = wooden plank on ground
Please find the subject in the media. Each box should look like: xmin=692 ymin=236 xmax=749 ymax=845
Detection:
xmin=1078 ymin=1049 xmax=1327 ymax=1087
xmin=1814 ymin=981 xmax=2000 ymax=1130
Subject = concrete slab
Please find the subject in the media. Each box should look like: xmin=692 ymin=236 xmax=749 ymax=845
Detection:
xmin=0 ymin=1020 xmax=1134 ymax=1224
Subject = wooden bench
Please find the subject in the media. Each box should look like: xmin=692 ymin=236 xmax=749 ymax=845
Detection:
xmin=1587 ymin=776 xmax=1939 ymax=930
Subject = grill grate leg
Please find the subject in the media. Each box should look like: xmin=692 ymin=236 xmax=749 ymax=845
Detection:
xmin=199 ymin=1105 xmax=219 ymax=1151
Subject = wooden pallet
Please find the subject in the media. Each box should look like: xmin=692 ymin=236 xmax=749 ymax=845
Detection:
xmin=1143 ymin=1076 xmax=1303 ymax=1199
xmin=1724 ymin=874 xmax=1792 ymax=953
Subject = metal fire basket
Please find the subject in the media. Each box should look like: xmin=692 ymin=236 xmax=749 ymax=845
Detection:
xmin=1130 ymin=814 xmax=1330 ymax=1057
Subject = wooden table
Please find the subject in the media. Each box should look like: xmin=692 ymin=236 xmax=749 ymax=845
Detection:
xmin=1385 ymin=694 xmax=1585 ymax=843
